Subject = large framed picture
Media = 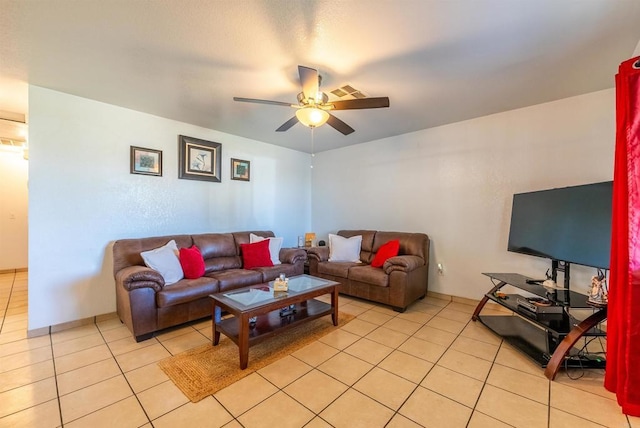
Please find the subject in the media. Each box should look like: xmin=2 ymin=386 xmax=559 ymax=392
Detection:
xmin=178 ymin=135 xmax=222 ymax=182
xmin=130 ymin=146 xmax=162 ymax=176
xmin=231 ymin=158 xmax=250 ymax=181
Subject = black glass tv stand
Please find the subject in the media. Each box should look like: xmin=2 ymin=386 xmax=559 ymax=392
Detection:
xmin=471 ymin=273 xmax=606 ymax=380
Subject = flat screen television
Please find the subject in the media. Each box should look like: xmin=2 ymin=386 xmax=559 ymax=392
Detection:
xmin=507 ymin=181 xmax=613 ymax=270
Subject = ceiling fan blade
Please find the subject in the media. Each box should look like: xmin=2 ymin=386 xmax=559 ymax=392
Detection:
xmin=330 ymin=97 xmax=390 ymax=110
xmin=276 ymin=116 xmax=299 ymax=132
xmin=327 ymin=114 xmax=355 ymax=135
xmin=298 ymin=66 xmax=319 ymax=101
xmin=233 ymin=97 xmax=293 ymax=107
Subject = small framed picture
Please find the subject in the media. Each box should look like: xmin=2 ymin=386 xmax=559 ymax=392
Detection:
xmin=130 ymin=146 xmax=162 ymax=176
xmin=231 ymin=158 xmax=250 ymax=181
xmin=178 ymin=135 xmax=222 ymax=182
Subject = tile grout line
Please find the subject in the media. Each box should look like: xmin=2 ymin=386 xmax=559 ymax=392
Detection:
xmin=381 ymin=308 xmax=472 ymax=427
xmin=48 ymin=331 xmax=65 ymax=428
xmin=218 ymin=304 xmax=371 ymax=425
xmin=94 ymin=319 xmax=154 ymax=426
xmin=299 ymin=302 xmax=556 ymax=427
xmin=465 ymin=333 xmax=512 ymax=427
xmin=271 ymin=304 xmax=447 ymax=427
xmin=215 ymin=305 xmax=366 ymax=424
xmin=0 ymin=270 xmax=16 ymax=334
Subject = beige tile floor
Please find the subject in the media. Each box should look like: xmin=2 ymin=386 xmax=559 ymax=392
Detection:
xmin=1 ymin=270 xmax=637 ymax=427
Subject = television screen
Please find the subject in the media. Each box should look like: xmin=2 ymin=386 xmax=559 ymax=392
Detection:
xmin=507 ymin=181 xmax=613 ymax=269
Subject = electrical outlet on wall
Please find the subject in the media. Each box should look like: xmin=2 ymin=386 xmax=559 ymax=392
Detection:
xmin=437 ymin=263 xmax=444 ymax=275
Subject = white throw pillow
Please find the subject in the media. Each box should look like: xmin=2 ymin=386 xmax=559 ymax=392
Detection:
xmin=140 ymin=239 xmax=184 ymax=285
xmin=328 ymin=234 xmax=362 ymax=263
xmin=250 ymin=233 xmax=283 ymax=265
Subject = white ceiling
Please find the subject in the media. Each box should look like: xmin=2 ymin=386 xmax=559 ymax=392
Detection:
xmin=1 ymin=0 xmax=640 ymax=153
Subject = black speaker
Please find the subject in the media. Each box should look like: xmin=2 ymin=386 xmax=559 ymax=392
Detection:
xmin=318 ymin=240 xmax=326 ymax=246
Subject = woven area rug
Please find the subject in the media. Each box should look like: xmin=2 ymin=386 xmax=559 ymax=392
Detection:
xmin=158 ymin=311 xmax=354 ymax=402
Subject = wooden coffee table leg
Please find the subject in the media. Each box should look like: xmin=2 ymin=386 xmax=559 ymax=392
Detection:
xmin=331 ymin=286 xmax=339 ymax=326
xmin=213 ymin=304 xmax=221 ymax=346
xmin=239 ymin=314 xmax=250 ymax=369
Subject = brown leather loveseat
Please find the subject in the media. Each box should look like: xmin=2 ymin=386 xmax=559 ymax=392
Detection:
xmin=307 ymin=230 xmax=430 ymax=312
xmin=113 ymin=231 xmax=306 ymax=341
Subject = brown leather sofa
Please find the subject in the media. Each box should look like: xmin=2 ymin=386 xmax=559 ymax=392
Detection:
xmin=113 ymin=231 xmax=306 ymax=341
xmin=307 ymin=230 xmax=429 ymax=312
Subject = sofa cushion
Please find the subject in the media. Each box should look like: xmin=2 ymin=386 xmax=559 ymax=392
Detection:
xmin=348 ymin=265 xmax=389 ymax=287
xmin=192 ymin=233 xmax=242 ymax=273
xmin=317 ymin=261 xmax=359 ymax=278
xmin=193 ymin=233 xmax=237 ymax=258
xmin=250 ymin=233 xmax=283 ymax=265
xmin=372 ymin=231 xmax=428 ymax=261
xmin=208 ymin=269 xmax=264 ymax=292
xmin=179 ymin=246 xmax=205 ymax=279
xmin=140 ymin=240 xmax=184 ymax=285
xmin=156 ymin=276 xmax=219 ymax=307
xmin=371 ymin=239 xmax=400 ymax=268
xmin=203 ymin=256 xmax=242 ymax=273
xmin=252 ymin=264 xmax=299 ymax=282
xmin=240 ymin=240 xmax=273 ymax=269
xmin=329 ymin=234 xmax=362 ymax=262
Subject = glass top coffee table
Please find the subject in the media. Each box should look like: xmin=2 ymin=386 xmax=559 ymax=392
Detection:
xmin=209 ymin=274 xmax=340 ymax=369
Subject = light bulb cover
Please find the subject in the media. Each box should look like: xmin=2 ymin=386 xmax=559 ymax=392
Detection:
xmin=295 ymin=107 xmax=330 ymax=128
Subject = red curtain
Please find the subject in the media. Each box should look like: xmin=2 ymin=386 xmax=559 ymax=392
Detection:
xmin=605 ymin=56 xmax=640 ymax=416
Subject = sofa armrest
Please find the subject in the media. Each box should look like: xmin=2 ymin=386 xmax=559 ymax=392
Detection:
xmin=115 ymin=265 xmax=164 ymax=292
xmin=279 ymin=248 xmax=307 ymax=264
xmin=307 ymin=246 xmax=329 ymax=262
xmin=383 ymin=255 xmax=424 ymax=274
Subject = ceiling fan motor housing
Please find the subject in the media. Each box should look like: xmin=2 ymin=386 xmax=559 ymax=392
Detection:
xmin=297 ymin=91 xmax=329 ymax=107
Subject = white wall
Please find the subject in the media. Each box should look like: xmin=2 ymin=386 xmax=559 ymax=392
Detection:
xmin=312 ymin=89 xmax=615 ymax=300
xmin=28 ymin=86 xmax=311 ymax=330
xmin=0 ymin=150 xmax=28 ymax=270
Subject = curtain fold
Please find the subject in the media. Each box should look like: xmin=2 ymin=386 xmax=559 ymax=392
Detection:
xmin=605 ymin=55 xmax=640 ymax=416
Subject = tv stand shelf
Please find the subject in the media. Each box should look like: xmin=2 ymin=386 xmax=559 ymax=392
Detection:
xmin=472 ymin=273 xmax=606 ymax=380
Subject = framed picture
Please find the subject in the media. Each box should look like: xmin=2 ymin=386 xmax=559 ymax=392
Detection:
xmin=178 ymin=135 xmax=222 ymax=182
xmin=130 ymin=146 xmax=162 ymax=176
xmin=231 ymin=158 xmax=250 ymax=181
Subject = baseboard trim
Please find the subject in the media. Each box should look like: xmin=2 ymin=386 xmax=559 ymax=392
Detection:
xmin=0 ymin=268 xmax=28 ymax=274
xmin=426 ymin=291 xmax=453 ymax=302
xmin=451 ymin=295 xmax=481 ymax=306
xmin=26 ymin=311 xmax=119 ymax=338
xmin=26 ymin=326 xmax=49 ymax=338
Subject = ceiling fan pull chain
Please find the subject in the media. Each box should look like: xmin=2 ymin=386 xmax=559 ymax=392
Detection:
xmin=310 ymin=127 xmax=315 ymax=169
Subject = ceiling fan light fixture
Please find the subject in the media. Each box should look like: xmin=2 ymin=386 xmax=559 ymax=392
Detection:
xmin=296 ymin=106 xmax=330 ymax=128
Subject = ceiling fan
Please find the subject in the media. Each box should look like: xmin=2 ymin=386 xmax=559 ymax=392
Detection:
xmin=233 ymin=66 xmax=390 ymax=135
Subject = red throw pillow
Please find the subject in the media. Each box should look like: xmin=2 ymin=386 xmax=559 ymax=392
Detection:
xmin=179 ymin=245 xmax=205 ymax=279
xmin=371 ymin=239 xmax=400 ymax=268
xmin=241 ymin=239 xmax=274 ymax=269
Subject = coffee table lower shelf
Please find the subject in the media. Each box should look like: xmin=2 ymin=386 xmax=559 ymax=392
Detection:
xmin=214 ymin=298 xmax=337 ymax=369
xmin=211 ymin=275 xmax=340 ymax=369
xmin=215 ymin=299 xmax=332 ymax=347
